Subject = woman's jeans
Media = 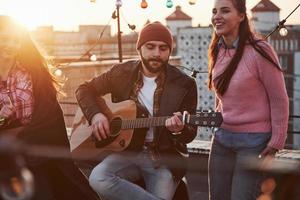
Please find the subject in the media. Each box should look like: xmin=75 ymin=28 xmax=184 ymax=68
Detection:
xmin=89 ymin=149 xmax=178 ymax=200
xmin=208 ymin=128 xmax=271 ymax=200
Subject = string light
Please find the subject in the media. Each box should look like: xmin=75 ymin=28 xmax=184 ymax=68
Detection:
xmin=190 ymin=70 xmax=200 ymax=78
xmin=166 ymin=0 xmax=173 ymax=8
xmin=265 ymin=3 xmax=300 ymax=39
xmin=188 ymin=0 xmax=197 ymax=5
xmin=54 ymin=69 xmax=63 ymax=77
xmin=140 ymin=0 xmax=148 ymax=9
xmin=85 ymin=52 xmax=97 ymax=61
xmin=115 ymin=0 xmax=122 ymax=8
xmin=111 ymin=11 xmax=117 ymax=19
xmin=90 ymin=54 xmax=97 ymax=61
xmin=279 ymin=26 xmax=288 ymax=37
xmin=179 ymin=65 xmax=201 ymax=78
xmin=128 ymin=24 xmax=136 ymax=30
xmin=0 ymin=167 xmax=34 ymax=200
xmin=120 ymin=9 xmax=137 ymax=32
xmin=0 ymin=137 xmax=34 ymax=200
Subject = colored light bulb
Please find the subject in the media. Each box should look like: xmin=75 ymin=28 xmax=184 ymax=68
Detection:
xmin=115 ymin=0 xmax=122 ymax=8
xmin=279 ymin=27 xmax=288 ymax=37
xmin=141 ymin=0 xmax=148 ymax=9
xmin=188 ymin=0 xmax=197 ymax=5
xmin=166 ymin=0 xmax=173 ymax=8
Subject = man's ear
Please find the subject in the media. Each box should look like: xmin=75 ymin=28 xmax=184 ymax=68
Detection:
xmin=137 ymin=49 xmax=141 ymax=57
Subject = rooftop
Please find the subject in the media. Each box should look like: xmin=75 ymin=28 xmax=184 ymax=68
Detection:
xmin=166 ymin=6 xmax=192 ymax=21
xmin=251 ymin=0 xmax=280 ymax=12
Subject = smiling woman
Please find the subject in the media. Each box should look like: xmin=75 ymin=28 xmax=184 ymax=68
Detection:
xmin=207 ymin=0 xmax=289 ymax=200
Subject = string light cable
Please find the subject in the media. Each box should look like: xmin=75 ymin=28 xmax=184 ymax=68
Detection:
xmin=265 ymin=3 xmax=300 ymax=39
xmin=56 ymin=16 xmax=113 ymax=68
xmin=178 ymin=65 xmax=208 ymax=78
xmin=120 ymin=9 xmax=138 ymax=34
xmin=55 ymin=0 xmax=198 ymax=71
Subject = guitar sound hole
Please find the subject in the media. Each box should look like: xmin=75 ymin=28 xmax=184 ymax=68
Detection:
xmin=110 ymin=117 xmax=122 ymax=137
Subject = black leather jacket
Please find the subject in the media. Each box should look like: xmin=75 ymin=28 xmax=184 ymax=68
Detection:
xmin=76 ymin=60 xmax=198 ymax=178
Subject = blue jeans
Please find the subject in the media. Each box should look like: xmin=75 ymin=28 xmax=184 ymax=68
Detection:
xmin=89 ymin=149 xmax=178 ymax=200
xmin=208 ymin=128 xmax=271 ymax=200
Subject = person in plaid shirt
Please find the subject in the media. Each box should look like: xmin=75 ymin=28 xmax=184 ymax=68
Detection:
xmin=0 ymin=62 xmax=34 ymax=128
xmin=0 ymin=15 xmax=100 ymax=200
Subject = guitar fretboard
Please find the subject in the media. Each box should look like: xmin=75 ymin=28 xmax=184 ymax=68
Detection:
xmin=121 ymin=116 xmax=178 ymax=129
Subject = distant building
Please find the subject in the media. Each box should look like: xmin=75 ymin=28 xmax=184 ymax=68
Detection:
xmin=250 ymin=0 xmax=280 ymax=32
xmin=31 ymin=6 xmax=194 ymax=62
xmin=95 ymin=33 xmax=138 ymax=59
xmin=31 ymin=25 xmax=123 ymax=62
xmin=166 ymin=5 xmax=192 ymax=37
xmin=294 ymin=51 xmax=300 ymax=149
xmin=31 ymin=25 xmax=141 ymax=62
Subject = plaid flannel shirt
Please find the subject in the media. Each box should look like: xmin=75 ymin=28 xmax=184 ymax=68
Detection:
xmin=0 ymin=62 xmax=34 ymax=126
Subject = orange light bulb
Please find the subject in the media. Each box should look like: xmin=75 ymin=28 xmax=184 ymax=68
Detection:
xmin=141 ymin=0 xmax=148 ymax=9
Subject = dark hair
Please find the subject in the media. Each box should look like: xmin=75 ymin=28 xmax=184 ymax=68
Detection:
xmin=0 ymin=15 xmax=58 ymax=102
xmin=208 ymin=0 xmax=282 ymax=95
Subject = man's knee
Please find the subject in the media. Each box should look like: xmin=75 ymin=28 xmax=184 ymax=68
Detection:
xmin=89 ymin=164 xmax=114 ymax=192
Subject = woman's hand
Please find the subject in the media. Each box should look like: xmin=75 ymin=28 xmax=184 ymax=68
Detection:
xmin=259 ymin=146 xmax=278 ymax=158
xmin=259 ymin=146 xmax=278 ymax=170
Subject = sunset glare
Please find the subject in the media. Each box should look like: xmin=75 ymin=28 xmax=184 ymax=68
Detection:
xmin=0 ymin=0 xmax=299 ymax=33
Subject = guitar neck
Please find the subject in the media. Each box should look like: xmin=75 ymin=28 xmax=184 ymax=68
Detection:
xmin=121 ymin=116 xmax=176 ymax=129
xmin=111 ymin=112 xmax=222 ymax=130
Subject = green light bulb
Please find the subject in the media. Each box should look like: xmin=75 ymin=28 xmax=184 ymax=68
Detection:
xmin=166 ymin=0 xmax=173 ymax=8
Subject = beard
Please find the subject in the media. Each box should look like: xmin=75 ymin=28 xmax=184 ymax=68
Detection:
xmin=140 ymin=54 xmax=169 ymax=74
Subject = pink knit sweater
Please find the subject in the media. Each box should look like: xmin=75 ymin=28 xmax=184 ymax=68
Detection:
xmin=213 ymin=41 xmax=289 ymax=150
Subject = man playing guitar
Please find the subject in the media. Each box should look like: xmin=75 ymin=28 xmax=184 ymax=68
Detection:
xmin=76 ymin=22 xmax=198 ymax=200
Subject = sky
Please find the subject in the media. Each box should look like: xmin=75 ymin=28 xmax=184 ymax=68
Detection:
xmin=0 ymin=0 xmax=299 ymax=35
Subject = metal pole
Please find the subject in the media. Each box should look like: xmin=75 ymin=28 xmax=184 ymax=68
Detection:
xmin=116 ymin=5 xmax=122 ymax=63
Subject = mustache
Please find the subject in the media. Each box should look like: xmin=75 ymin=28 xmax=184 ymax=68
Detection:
xmin=148 ymin=58 xmax=164 ymax=63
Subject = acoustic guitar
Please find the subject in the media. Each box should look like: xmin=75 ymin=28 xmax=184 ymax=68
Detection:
xmin=69 ymin=94 xmax=222 ymax=161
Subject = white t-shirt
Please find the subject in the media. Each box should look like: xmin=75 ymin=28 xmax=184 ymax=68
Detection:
xmin=138 ymin=75 xmax=157 ymax=142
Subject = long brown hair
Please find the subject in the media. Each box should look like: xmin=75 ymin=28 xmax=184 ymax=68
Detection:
xmin=0 ymin=15 xmax=58 ymax=102
xmin=208 ymin=0 xmax=282 ymax=96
